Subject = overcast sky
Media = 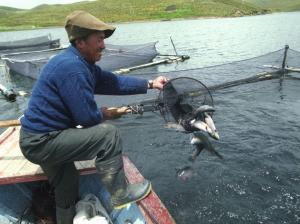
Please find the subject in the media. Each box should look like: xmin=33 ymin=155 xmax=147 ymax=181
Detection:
xmin=0 ymin=0 xmax=93 ymax=9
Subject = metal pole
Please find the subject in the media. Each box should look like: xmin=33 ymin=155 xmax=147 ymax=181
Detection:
xmin=282 ymin=45 xmax=289 ymax=71
xmin=170 ymin=36 xmax=178 ymax=56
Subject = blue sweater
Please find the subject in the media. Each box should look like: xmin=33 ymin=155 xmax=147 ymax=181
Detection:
xmin=21 ymin=46 xmax=148 ymax=133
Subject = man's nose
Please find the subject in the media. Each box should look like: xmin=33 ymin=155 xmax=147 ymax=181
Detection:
xmin=99 ymin=41 xmax=105 ymax=50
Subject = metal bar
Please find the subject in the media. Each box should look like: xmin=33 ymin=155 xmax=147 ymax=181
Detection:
xmin=208 ymin=71 xmax=281 ymax=92
xmin=282 ymin=45 xmax=289 ymax=70
xmin=170 ymin=36 xmax=178 ymax=56
xmin=113 ymin=55 xmax=189 ymax=74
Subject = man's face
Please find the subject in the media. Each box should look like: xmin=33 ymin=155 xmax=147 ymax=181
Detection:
xmin=77 ymin=31 xmax=105 ymax=64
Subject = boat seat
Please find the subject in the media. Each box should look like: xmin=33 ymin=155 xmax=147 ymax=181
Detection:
xmin=0 ymin=127 xmax=97 ymax=185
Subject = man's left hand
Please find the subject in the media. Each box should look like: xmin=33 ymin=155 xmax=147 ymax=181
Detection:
xmin=150 ymin=76 xmax=168 ymax=90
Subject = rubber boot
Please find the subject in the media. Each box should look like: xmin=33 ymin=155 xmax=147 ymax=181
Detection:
xmin=56 ymin=205 xmax=75 ymax=224
xmin=96 ymin=154 xmax=152 ymax=209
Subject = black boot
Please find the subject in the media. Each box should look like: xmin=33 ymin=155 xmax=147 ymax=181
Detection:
xmin=56 ymin=205 xmax=75 ymax=224
xmin=96 ymin=154 xmax=151 ymax=209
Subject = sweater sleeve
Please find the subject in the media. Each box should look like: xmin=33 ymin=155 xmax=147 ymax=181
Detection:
xmin=94 ymin=67 xmax=148 ymax=95
xmin=57 ymin=71 xmax=102 ymax=127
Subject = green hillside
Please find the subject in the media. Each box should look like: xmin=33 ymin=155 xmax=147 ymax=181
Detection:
xmin=244 ymin=0 xmax=300 ymax=11
xmin=0 ymin=0 xmax=267 ymax=31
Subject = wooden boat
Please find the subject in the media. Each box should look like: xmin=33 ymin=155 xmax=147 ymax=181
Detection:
xmin=0 ymin=34 xmax=60 ymax=55
xmin=0 ymin=126 xmax=175 ymax=224
xmin=1 ymin=42 xmax=158 ymax=79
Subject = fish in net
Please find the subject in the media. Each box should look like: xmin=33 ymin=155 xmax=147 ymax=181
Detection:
xmin=156 ymin=77 xmax=223 ymax=179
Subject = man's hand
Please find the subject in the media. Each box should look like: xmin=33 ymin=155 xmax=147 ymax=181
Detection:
xmin=101 ymin=106 xmax=130 ymax=120
xmin=149 ymin=76 xmax=168 ymax=90
xmin=101 ymin=107 xmax=115 ymax=120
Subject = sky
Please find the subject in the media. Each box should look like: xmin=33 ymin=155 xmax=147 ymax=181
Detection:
xmin=0 ymin=0 xmax=94 ymax=9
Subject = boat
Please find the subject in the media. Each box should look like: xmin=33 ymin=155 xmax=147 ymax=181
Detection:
xmin=1 ymin=42 xmax=158 ymax=79
xmin=0 ymin=34 xmax=60 ymax=55
xmin=0 ymin=126 xmax=175 ymax=224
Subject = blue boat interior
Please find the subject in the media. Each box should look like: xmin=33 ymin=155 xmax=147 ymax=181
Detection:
xmin=0 ymin=174 xmax=146 ymax=224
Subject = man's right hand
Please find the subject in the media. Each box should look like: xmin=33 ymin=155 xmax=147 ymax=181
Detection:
xmin=101 ymin=107 xmax=130 ymax=120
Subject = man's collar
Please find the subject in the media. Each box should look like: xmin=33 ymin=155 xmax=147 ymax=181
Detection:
xmin=67 ymin=45 xmax=96 ymax=67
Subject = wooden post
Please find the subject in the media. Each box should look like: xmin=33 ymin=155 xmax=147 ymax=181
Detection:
xmin=0 ymin=119 xmax=21 ymax=128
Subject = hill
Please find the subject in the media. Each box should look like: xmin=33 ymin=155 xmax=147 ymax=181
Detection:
xmin=244 ymin=0 xmax=300 ymax=12
xmin=0 ymin=0 xmax=268 ymax=31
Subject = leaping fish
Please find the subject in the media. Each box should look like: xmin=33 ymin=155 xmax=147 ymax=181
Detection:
xmin=190 ymin=132 xmax=223 ymax=162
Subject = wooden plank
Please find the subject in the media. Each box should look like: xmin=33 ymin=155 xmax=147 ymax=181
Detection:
xmin=0 ymin=127 xmax=21 ymax=175
xmin=0 ymin=119 xmax=20 ymax=128
xmin=0 ymin=127 xmax=97 ymax=185
xmin=123 ymin=155 xmax=176 ymax=224
xmin=0 ymin=127 xmax=16 ymax=144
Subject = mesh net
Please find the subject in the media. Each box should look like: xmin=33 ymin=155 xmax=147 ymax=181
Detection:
xmin=0 ymin=35 xmax=60 ymax=54
xmin=94 ymin=46 xmax=300 ymax=108
xmin=158 ymin=77 xmax=213 ymax=126
xmin=132 ymin=47 xmax=299 ymax=87
xmin=0 ymin=35 xmax=52 ymax=49
xmin=1 ymin=42 xmax=158 ymax=79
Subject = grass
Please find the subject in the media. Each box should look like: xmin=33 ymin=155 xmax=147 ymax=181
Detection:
xmin=0 ymin=0 xmax=297 ymax=31
xmin=244 ymin=0 xmax=300 ymax=11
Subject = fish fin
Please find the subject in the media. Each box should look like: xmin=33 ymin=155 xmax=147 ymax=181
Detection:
xmin=206 ymin=146 xmax=223 ymax=159
xmin=164 ymin=122 xmax=186 ymax=132
xmin=190 ymin=145 xmax=204 ymax=161
xmin=213 ymin=150 xmax=224 ymax=160
xmin=202 ymin=137 xmax=223 ymax=160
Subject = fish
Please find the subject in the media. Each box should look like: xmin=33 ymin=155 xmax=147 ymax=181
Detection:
xmin=190 ymin=113 xmax=219 ymax=140
xmin=189 ymin=143 xmax=205 ymax=162
xmin=190 ymin=132 xmax=223 ymax=161
xmin=163 ymin=89 xmax=222 ymax=163
xmin=175 ymin=165 xmax=194 ymax=180
xmin=204 ymin=113 xmax=219 ymax=139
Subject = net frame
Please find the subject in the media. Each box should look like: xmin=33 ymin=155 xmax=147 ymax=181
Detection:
xmin=158 ymin=77 xmax=214 ymax=124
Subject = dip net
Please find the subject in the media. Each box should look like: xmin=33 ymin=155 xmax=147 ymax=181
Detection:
xmin=158 ymin=77 xmax=214 ymax=126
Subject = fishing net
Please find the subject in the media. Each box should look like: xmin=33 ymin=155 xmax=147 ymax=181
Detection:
xmin=94 ymin=45 xmax=300 ymax=109
xmin=127 ymin=45 xmax=300 ymax=90
xmin=1 ymin=42 xmax=158 ymax=79
xmin=0 ymin=35 xmax=60 ymax=54
xmin=158 ymin=77 xmax=214 ymax=131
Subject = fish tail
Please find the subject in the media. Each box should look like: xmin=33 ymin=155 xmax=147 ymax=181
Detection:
xmin=213 ymin=150 xmax=224 ymax=160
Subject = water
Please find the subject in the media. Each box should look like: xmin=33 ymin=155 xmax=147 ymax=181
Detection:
xmin=1 ymin=12 xmax=300 ymax=223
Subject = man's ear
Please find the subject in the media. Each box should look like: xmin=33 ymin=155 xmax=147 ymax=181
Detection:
xmin=75 ymin=38 xmax=85 ymax=49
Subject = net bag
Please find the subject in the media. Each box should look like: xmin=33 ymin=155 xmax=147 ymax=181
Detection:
xmin=158 ymin=77 xmax=214 ymax=131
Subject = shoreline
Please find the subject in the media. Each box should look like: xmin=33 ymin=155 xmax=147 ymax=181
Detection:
xmin=114 ymin=12 xmax=271 ymax=25
xmin=0 ymin=11 xmax=295 ymax=32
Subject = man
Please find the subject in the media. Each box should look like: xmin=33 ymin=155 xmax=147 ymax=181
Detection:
xmin=19 ymin=10 xmax=167 ymax=224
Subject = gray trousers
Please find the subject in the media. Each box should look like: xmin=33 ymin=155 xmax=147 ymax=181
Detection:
xmin=19 ymin=123 xmax=122 ymax=209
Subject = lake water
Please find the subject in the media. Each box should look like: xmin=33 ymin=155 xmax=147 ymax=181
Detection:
xmin=1 ymin=12 xmax=300 ymax=223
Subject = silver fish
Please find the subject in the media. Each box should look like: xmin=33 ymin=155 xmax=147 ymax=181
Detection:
xmin=204 ymin=113 xmax=219 ymax=140
xmin=190 ymin=132 xmax=223 ymax=161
